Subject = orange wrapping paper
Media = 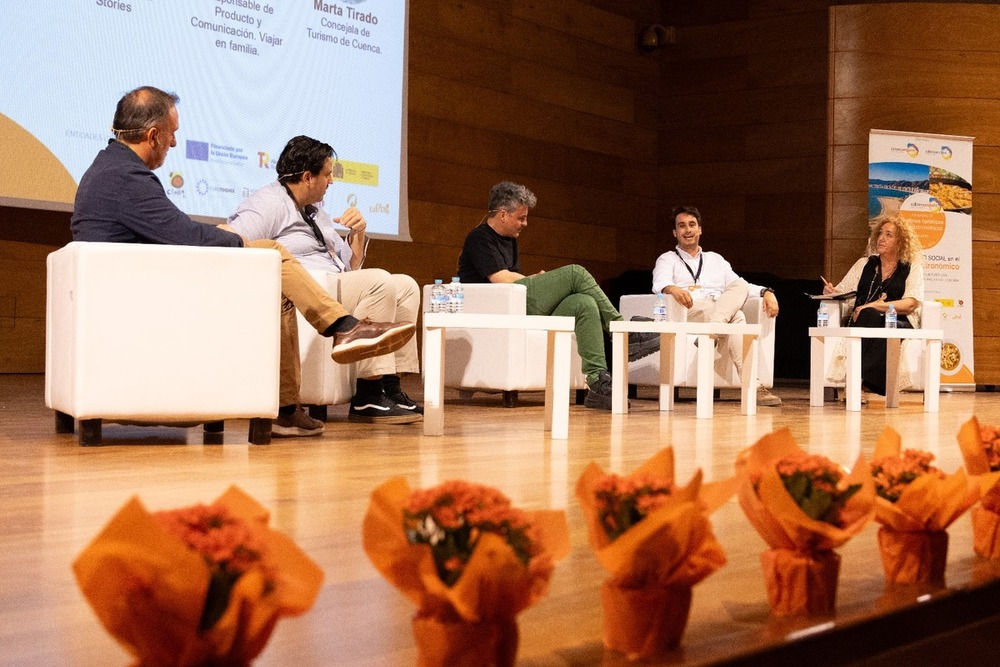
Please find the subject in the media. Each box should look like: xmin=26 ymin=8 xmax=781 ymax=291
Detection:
xmin=956 ymin=416 xmax=1000 ymax=559
xmin=72 ymin=486 xmax=324 ymax=667
xmin=971 ymin=507 xmax=1000 ymax=559
xmin=411 ymin=612 xmax=518 ymax=667
xmin=362 ymin=477 xmax=570 ymax=667
xmin=873 ymin=426 xmax=979 ymax=583
xmin=600 ymin=583 xmax=691 ymax=657
xmin=760 ymin=549 xmax=840 ymax=616
xmin=736 ymin=428 xmax=875 ymax=615
xmin=575 ymin=448 xmax=737 ymax=658
xmin=876 ymin=526 xmax=948 ymax=584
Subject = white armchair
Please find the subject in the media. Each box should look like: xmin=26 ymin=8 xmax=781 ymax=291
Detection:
xmin=297 ymin=271 xmax=356 ymax=420
xmin=618 ymin=293 xmax=776 ymax=389
xmin=818 ymin=300 xmax=943 ymax=392
xmin=420 ymin=283 xmax=587 ymax=407
xmin=45 ymin=242 xmax=281 ymax=445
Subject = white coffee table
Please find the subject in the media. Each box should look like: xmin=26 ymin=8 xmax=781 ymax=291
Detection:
xmin=422 ymin=312 xmax=576 ymax=438
xmin=609 ymin=320 xmax=762 ymax=419
xmin=808 ymin=326 xmax=944 ymax=412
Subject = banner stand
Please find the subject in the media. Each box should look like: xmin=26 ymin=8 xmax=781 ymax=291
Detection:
xmin=869 ymin=129 xmax=975 ymax=391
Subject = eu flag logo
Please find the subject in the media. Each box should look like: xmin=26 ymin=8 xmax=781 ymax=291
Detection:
xmin=186 ymin=140 xmax=209 ymax=161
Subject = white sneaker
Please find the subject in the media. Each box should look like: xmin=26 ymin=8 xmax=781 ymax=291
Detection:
xmin=757 ymin=386 xmax=782 ymax=407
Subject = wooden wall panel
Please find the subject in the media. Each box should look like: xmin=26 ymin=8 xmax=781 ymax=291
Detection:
xmin=971 ymin=241 xmax=1000 ymax=290
xmin=409 ymin=72 xmax=656 ymax=162
xmin=666 ymin=11 xmax=828 ymax=59
xmin=662 ymin=85 xmax=827 ymax=130
xmin=833 ymin=98 xmax=1000 ymax=147
xmin=661 ymin=48 xmax=827 ymax=98
xmin=972 ymin=337 xmax=1000 ymax=385
xmin=655 ymin=5 xmax=830 ymax=282
xmin=830 ymin=191 xmax=869 ymax=238
xmin=830 ymin=142 xmax=867 ymax=191
xmin=834 ymin=50 xmax=1000 ymax=100
xmin=832 ymin=3 xmax=1000 ymax=52
xmin=975 ymin=146 xmax=1000 ymax=192
xmin=510 ymin=60 xmax=636 ymax=123
xmin=973 ymin=290 xmax=1000 ymax=327
xmin=512 ymin=0 xmax=636 ymax=52
xmin=0 ymin=241 xmax=55 ymax=372
xmin=404 ymin=0 xmax=662 ymax=297
xmin=972 ymin=194 xmax=1000 ymax=242
xmin=659 ymin=156 xmax=826 ymax=196
xmin=830 ymin=238 xmax=867 ymax=284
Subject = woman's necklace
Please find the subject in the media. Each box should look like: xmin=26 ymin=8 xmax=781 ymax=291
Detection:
xmin=866 ymin=257 xmax=897 ymax=303
xmin=881 ymin=260 xmax=897 ymax=282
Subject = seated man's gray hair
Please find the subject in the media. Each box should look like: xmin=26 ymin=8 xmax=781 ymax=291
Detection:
xmin=112 ymin=86 xmax=179 ymax=143
xmin=488 ymin=181 xmax=537 ymax=213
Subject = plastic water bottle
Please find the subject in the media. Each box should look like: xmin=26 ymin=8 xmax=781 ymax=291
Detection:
xmin=430 ymin=279 xmax=446 ymax=313
xmin=885 ymin=303 xmax=898 ymax=329
xmin=816 ymin=302 xmax=830 ymax=327
xmin=448 ymin=277 xmax=464 ymax=313
xmin=653 ymin=293 xmax=668 ymax=322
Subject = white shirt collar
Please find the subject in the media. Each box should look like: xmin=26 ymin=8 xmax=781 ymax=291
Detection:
xmin=674 ymin=245 xmax=703 ymax=260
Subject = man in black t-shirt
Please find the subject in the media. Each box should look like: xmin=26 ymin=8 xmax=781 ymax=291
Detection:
xmin=457 ymin=181 xmax=658 ymax=410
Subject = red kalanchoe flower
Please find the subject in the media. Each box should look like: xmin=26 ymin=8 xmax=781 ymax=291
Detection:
xmin=871 ymin=449 xmax=945 ymax=503
xmin=403 ymin=480 xmax=544 ymax=586
xmin=593 ymin=471 xmax=674 ymax=541
xmin=752 ymin=452 xmax=861 ymax=527
xmin=153 ymin=503 xmax=269 ymax=631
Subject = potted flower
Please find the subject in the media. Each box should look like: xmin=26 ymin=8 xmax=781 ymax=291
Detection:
xmin=956 ymin=416 xmax=1000 ymax=558
xmin=362 ymin=477 xmax=569 ymax=667
xmin=576 ymin=448 xmax=737 ymax=659
xmin=872 ymin=426 xmax=978 ymax=584
xmin=73 ymin=486 xmax=323 ymax=666
xmin=737 ymin=428 xmax=874 ymax=615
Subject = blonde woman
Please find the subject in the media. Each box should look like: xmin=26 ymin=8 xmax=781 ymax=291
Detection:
xmin=823 ymin=217 xmax=924 ymax=397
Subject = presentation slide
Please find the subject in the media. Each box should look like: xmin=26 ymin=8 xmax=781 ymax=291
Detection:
xmin=0 ymin=0 xmax=409 ymax=238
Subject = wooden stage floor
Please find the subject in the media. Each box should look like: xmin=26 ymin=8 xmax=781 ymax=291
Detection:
xmin=3 ymin=374 xmax=1000 ymax=666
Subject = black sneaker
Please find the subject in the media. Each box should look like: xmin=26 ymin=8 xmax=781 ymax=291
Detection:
xmin=627 ymin=329 xmax=660 ymax=362
xmin=584 ymin=371 xmax=613 ymax=410
xmin=387 ymin=389 xmax=424 ymax=415
xmin=349 ymin=392 xmax=422 ymax=424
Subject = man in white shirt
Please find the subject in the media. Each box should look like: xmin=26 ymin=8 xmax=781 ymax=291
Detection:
xmin=652 ymin=205 xmax=782 ymax=406
xmin=228 ymin=136 xmax=421 ymax=425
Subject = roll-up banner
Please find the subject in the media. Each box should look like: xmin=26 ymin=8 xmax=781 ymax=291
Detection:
xmin=869 ymin=129 xmax=974 ymax=388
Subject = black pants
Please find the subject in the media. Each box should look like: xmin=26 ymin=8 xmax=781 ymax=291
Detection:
xmin=853 ymin=308 xmax=913 ymax=395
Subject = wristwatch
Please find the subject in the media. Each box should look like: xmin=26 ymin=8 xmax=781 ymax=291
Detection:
xmin=760 ymin=287 xmax=774 ymax=297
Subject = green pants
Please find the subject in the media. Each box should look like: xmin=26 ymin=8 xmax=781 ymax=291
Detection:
xmin=516 ymin=264 xmax=622 ymax=383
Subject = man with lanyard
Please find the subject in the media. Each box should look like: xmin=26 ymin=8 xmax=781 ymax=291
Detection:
xmin=652 ymin=205 xmax=782 ymax=406
xmin=228 ymin=136 xmax=421 ymax=425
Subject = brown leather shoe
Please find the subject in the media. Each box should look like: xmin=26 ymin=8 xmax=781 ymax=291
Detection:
xmin=331 ymin=319 xmax=415 ymax=364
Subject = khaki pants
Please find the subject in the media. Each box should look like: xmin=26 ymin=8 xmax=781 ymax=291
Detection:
xmin=326 ymin=269 xmax=420 ymax=379
xmin=276 ymin=267 xmax=420 ymax=405
xmin=686 ymin=280 xmax=750 ymax=377
xmin=244 ymin=240 xmax=351 ymax=407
